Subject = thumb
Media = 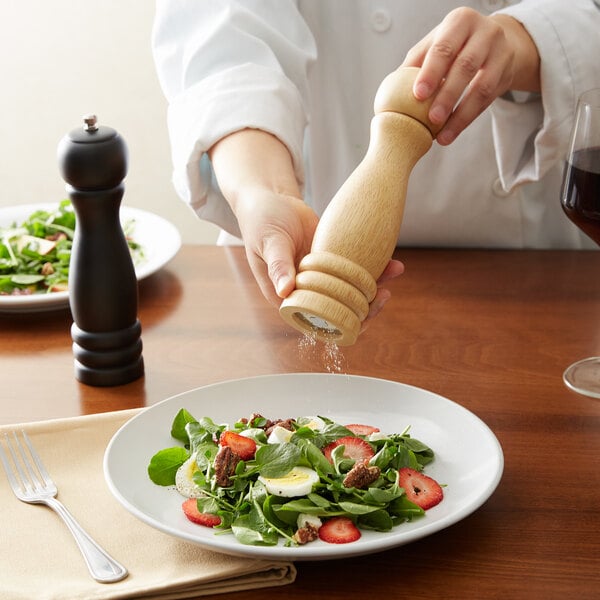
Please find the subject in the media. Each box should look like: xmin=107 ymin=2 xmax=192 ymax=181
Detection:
xmin=263 ymin=235 xmax=297 ymax=299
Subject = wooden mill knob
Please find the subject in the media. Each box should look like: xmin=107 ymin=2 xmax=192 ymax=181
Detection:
xmin=280 ymin=67 xmax=441 ymax=345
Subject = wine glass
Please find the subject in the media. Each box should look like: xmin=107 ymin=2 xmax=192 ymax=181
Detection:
xmin=560 ymin=87 xmax=600 ymax=398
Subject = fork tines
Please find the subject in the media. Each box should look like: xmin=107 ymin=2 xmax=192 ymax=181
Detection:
xmin=0 ymin=430 xmax=54 ymax=498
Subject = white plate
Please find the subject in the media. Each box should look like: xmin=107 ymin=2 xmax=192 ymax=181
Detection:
xmin=0 ymin=203 xmax=181 ymax=313
xmin=104 ymin=373 xmax=504 ymax=561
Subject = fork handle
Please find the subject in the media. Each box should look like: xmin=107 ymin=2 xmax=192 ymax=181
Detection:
xmin=45 ymin=497 xmax=128 ymax=583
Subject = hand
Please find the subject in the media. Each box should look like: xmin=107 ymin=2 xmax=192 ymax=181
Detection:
xmin=234 ymin=189 xmax=319 ymax=307
xmin=210 ymin=129 xmax=318 ymax=307
xmin=402 ymin=7 xmax=540 ymax=145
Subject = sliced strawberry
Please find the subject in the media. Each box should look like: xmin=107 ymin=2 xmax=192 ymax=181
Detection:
xmin=318 ymin=516 xmax=361 ymax=544
xmin=398 ymin=467 xmax=443 ymax=510
xmin=219 ymin=430 xmax=257 ymax=461
xmin=182 ymin=498 xmax=221 ymax=527
xmin=323 ymin=436 xmax=375 ymax=463
xmin=345 ymin=423 xmax=380 ymax=436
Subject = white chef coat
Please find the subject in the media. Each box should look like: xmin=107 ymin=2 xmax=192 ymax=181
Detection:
xmin=152 ymin=0 xmax=600 ymax=249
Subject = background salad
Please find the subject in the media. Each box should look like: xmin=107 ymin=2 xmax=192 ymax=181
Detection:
xmin=0 ymin=200 xmax=143 ymax=295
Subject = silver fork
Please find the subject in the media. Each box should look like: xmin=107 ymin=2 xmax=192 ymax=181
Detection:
xmin=0 ymin=430 xmax=128 ymax=583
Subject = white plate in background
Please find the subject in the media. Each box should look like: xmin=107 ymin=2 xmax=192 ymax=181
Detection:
xmin=0 ymin=203 xmax=181 ymax=313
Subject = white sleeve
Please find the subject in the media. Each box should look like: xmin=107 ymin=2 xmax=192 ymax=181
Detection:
xmin=490 ymin=0 xmax=600 ymax=191
xmin=152 ymin=0 xmax=317 ymax=237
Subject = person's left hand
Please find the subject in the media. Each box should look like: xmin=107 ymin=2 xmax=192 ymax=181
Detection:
xmin=402 ymin=7 xmax=540 ymax=146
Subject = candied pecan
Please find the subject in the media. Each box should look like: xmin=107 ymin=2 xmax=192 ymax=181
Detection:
xmin=46 ymin=232 xmax=67 ymax=242
xmin=213 ymin=446 xmax=240 ymax=487
xmin=247 ymin=413 xmax=273 ymax=429
xmin=264 ymin=418 xmax=295 ymax=436
xmin=342 ymin=460 xmax=381 ymax=489
xmin=292 ymin=523 xmax=320 ymax=545
xmin=41 ymin=262 xmax=55 ymax=276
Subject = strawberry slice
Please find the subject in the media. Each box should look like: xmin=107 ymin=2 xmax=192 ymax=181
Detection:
xmin=318 ymin=517 xmax=361 ymax=544
xmin=345 ymin=423 xmax=380 ymax=436
xmin=182 ymin=498 xmax=221 ymax=527
xmin=398 ymin=467 xmax=443 ymax=510
xmin=323 ymin=436 xmax=375 ymax=463
xmin=219 ymin=430 xmax=257 ymax=460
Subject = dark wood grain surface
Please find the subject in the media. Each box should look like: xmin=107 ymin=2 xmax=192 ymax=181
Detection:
xmin=1 ymin=246 xmax=598 ymax=599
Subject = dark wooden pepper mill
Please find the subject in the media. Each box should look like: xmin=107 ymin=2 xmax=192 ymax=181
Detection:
xmin=57 ymin=115 xmax=144 ymax=386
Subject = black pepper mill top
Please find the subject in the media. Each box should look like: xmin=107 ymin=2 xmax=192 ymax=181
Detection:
xmin=58 ymin=115 xmax=127 ymax=191
xmin=57 ymin=115 xmax=144 ymax=387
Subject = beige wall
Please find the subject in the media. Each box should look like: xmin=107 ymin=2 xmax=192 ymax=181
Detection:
xmin=1 ymin=0 xmax=219 ymax=244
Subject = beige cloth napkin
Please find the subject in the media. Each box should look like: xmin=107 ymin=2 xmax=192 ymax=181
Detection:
xmin=0 ymin=409 xmax=296 ymax=600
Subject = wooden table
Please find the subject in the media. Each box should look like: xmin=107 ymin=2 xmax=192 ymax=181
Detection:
xmin=1 ymin=246 xmax=599 ymax=598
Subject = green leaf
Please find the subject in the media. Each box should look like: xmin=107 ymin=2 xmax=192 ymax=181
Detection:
xmin=371 ymin=445 xmax=394 ymax=470
xmin=170 ymin=408 xmax=197 ymax=443
xmin=187 ymin=422 xmax=222 ymax=456
xmin=263 ymin=494 xmax=295 ymax=528
xmin=193 ymin=441 xmax=219 ymax=471
xmin=330 ymin=444 xmax=354 ymax=474
xmin=147 ymin=446 xmax=189 ymax=485
xmin=196 ymin=496 xmax=221 ymax=515
xmin=358 ymin=509 xmax=394 ymax=532
xmin=232 ymin=503 xmax=279 ymax=546
xmin=363 ymin=484 xmax=403 ymax=505
xmin=402 ymin=437 xmax=433 ymax=453
xmin=337 ymin=501 xmax=382 ymax=515
xmin=10 ymin=274 xmax=45 ymax=284
xmin=388 ymin=496 xmax=425 ymax=519
xmin=294 ymin=438 xmax=335 ymax=476
xmin=306 ymin=493 xmax=332 ymax=508
xmin=320 ymin=422 xmax=354 ymax=444
xmin=255 ymin=443 xmax=301 ymax=478
xmin=275 ymin=498 xmax=344 ymax=518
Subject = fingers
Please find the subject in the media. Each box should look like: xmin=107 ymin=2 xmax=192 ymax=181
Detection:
xmin=245 ymin=249 xmax=285 ymax=308
xmin=377 ymin=259 xmax=405 ymax=283
xmin=358 ymin=258 xmax=405 ymax=332
xmin=245 ymin=232 xmax=297 ymax=308
xmin=402 ymin=7 xmax=514 ymax=145
xmin=360 ymin=288 xmax=391 ymax=334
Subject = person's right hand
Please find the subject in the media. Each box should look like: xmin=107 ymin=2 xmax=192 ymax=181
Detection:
xmin=234 ymin=188 xmax=319 ymax=307
xmin=209 ymin=129 xmax=319 ymax=307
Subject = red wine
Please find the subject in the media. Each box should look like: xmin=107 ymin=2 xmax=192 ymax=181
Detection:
xmin=561 ymin=147 xmax=600 ymax=246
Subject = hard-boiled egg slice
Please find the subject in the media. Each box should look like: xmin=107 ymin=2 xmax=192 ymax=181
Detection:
xmin=368 ymin=431 xmax=389 ymax=442
xmin=16 ymin=234 xmax=57 ymax=256
xmin=258 ymin=466 xmax=319 ymax=497
xmin=300 ymin=416 xmax=326 ymax=431
xmin=267 ymin=425 xmax=294 ymax=444
xmin=297 ymin=513 xmax=322 ymax=531
xmin=175 ymin=454 xmax=205 ymax=498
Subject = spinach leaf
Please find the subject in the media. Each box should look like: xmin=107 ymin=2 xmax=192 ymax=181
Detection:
xmin=170 ymin=408 xmax=197 ymax=443
xmin=254 ymin=443 xmax=301 ymax=478
xmin=147 ymin=446 xmax=189 ymax=485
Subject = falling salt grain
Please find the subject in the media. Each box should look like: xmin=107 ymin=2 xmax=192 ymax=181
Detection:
xmin=297 ymin=332 xmax=346 ymax=373
xmin=322 ymin=340 xmax=346 ymax=373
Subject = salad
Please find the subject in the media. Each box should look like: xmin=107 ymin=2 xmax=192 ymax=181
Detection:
xmin=147 ymin=409 xmax=444 ymax=546
xmin=0 ymin=199 xmax=143 ymax=295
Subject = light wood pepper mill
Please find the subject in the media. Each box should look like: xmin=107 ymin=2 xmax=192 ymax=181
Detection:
xmin=280 ymin=66 xmax=443 ymax=346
